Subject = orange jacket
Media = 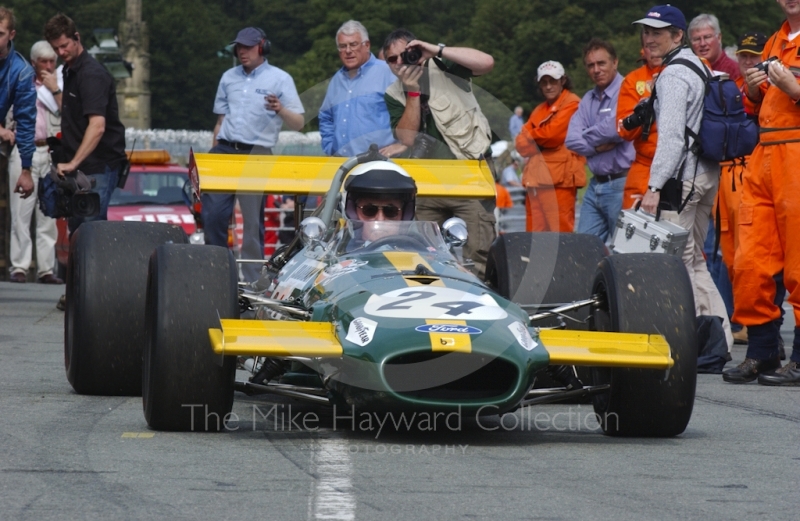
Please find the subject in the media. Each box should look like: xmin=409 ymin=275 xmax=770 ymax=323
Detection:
xmin=751 ymin=22 xmax=800 ymax=145
xmin=495 ymin=183 xmax=513 ymax=209
xmin=515 ymin=89 xmax=586 ymax=188
xmin=616 ymin=63 xmax=662 ymax=166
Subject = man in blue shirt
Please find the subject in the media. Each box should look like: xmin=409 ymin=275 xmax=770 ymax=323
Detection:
xmin=204 ymin=27 xmax=305 ymax=282
xmin=508 ymin=106 xmax=523 ymax=141
xmin=566 ymin=38 xmax=634 ymax=243
xmin=319 ymin=20 xmax=404 ymax=157
xmin=0 ymin=7 xmax=36 ymax=201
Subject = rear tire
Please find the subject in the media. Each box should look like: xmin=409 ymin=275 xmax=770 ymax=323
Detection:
xmin=65 ymin=221 xmax=187 ymax=395
xmin=485 ymin=232 xmax=605 ymax=390
xmin=590 ymin=254 xmax=697 ymax=437
xmin=143 ymin=244 xmax=238 ymax=431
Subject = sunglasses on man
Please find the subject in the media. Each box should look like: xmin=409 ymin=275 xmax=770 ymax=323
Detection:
xmin=357 ymin=204 xmax=401 ymax=219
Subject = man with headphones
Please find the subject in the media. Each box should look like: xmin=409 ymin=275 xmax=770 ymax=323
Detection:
xmin=205 ymin=27 xmax=305 ymax=282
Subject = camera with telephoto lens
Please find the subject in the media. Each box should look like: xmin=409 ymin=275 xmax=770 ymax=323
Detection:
xmin=621 ymin=98 xmax=655 ymax=133
xmin=400 ymin=47 xmax=423 ymax=65
xmin=754 ymin=56 xmax=778 ymax=75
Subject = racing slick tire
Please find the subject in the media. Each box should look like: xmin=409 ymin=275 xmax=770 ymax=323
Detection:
xmin=485 ymin=232 xmax=605 ymax=329
xmin=589 ymin=253 xmax=697 ymax=437
xmin=65 ymin=221 xmax=188 ymax=396
xmin=485 ymin=232 xmax=605 ymax=391
xmin=143 ymin=244 xmax=238 ymax=432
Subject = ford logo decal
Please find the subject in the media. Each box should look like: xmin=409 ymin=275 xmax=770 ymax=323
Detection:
xmin=415 ymin=324 xmax=483 ymax=334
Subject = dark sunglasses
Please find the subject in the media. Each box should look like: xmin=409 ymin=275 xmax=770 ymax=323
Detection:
xmin=357 ymin=204 xmax=401 ymax=219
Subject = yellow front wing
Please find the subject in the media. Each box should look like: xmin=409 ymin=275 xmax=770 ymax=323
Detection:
xmin=539 ymin=330 xmax=673 ymax=369
xmin=209 ymin=320 xmax=342 ymax=357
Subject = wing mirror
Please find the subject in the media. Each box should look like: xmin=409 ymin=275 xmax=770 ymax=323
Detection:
xmin=299 ymin=217 xmax=327 ymax=245
xmin=442 ymin=217 xmax=468 ymax=248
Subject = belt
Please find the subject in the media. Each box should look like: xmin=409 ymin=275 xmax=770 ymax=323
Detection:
xmin=217 ymin=139 xmax=253 ymax=151
xmin=595 ymin=172 xmax=627 ymax=183
xmin=35 ymin=139 xmax=48 ymax=147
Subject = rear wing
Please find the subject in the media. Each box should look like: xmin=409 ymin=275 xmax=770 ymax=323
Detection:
xmin=188 ymin=150 xmax=496 ymax=198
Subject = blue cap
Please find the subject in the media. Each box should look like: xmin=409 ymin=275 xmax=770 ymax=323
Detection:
xmin=231 ymin=27 xmax=264 ymax=47
xmin=632 ymin=5 xmax=687 ymax=32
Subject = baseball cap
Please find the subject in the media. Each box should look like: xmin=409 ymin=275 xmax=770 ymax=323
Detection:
xmin=736 ymin=32 xmax=767 ymax=55
xmin=231 ymin=27 xmax=264 ymax=47
xmin=537 ymin=61 xmax=565 ymax=82
xmin=632 ymin=5 xmax=687 ymax=32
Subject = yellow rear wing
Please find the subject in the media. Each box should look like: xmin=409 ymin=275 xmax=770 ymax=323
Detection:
xmin=190 ymin=153 xmax=496 ymax=198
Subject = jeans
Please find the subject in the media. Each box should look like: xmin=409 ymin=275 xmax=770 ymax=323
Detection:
xmin=201 ymin=143 xmax=269 ymax=282
xmin=68 ymin=163 xmax=119 ymax=234
xmin=576 ymin=174 xmax=626 ymax=243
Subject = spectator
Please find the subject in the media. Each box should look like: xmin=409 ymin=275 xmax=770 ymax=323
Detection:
xmin=8 ymin=41 xmax=63 ymax=284
xmin=633 ymin=5 xmax=733 ymax=355
xmin=566 ymin=39 xmax=634 ymax=242
xmin=383 ymin=29 xmax=496 ymax=278
xmin=508 ymin=106 xmax=523 ymax=141
xmin=617 ymin=44 xmax=663 ymax=210
xmin=689 ymin=13 xmax=740 ymax=80
xmin=44 ymin=13 xmax=126 ymax=234
xmin=516 ymin=60 xmax=586 ymax=232
xmin=725 ymin=0 xmax=800 ymax=385
xmin=319 ymin=20 xmax=404 ymax=157
xmin=204 ymin=27 xmax=304 ymax=282
xmin=0 ymin=7 xmax=36 ymax=209
xmin=499 ymin=156 xmax=521 ymax=187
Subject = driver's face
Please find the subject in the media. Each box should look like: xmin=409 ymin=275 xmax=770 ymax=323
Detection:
xmin=356 ymin=197 xmax=404 ymax=242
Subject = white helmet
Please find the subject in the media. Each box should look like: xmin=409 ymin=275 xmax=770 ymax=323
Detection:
xmin=342 ymin=161 xmax=417 ymax=220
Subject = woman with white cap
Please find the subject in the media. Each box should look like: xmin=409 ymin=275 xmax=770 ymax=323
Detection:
xmin=515 ymin=61 xmax=586 ymax=232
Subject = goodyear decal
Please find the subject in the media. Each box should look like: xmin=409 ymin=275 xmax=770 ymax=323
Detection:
xmin=364 ymin=287 xmax=508 ymax=320
xmin=345 ymin=317 xmax=377 ymax=347
xmin=508 ymin=322 xmax=537 ymax=351
xmin=426 ymin=320 xmax=471 ymax=353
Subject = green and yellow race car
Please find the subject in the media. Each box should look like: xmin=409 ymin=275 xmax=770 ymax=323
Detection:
xmin=63 ymin=147 xmax=697 ymax=438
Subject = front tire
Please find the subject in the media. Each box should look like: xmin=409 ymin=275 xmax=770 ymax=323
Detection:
xmin=590 ymin=254 xmax=697 ymax=437
xmin=143 ymin=244 xmax=238 ymax=431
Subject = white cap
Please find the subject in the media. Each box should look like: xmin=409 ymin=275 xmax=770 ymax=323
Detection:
xmin=537 ymin=61 xmax=565 ymax=82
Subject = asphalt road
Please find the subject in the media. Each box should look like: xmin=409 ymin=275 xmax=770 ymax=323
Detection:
xmin=1 ymin=281 xmax=798 ymax=520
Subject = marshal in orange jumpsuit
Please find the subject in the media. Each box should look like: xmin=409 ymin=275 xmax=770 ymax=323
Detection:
xmin=733 ymin=23 xmax=800 ymax=366
xmin=515 ymin=89 xmax=586 ymax=231
xmin=616 ymin=61 xmax=662 ymax=210
xmin=716 ymin=75 xmax=758 ymax=278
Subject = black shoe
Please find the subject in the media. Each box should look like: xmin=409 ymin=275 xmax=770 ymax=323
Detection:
xmin=56 ymin=294 xmax=66 ymax=311
xmin=778 ymin=337 xmax=786 ymax=361
xmin=722 ymin=358 xmax=781 ymax=383
xmin=758 ymin=361 xmax=800 ymax=386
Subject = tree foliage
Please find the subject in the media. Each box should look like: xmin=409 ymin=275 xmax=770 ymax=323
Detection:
xmin=5 ymin=0 xmax=788 ymax=130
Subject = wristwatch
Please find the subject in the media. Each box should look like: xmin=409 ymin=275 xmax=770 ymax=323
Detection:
xmin=648 ymin=186 xmax=660 ymax=193
xmin=437 ymin=43 xmax=446 ymax=58
xmin=51 ymin=88 xmax=62 ymax=95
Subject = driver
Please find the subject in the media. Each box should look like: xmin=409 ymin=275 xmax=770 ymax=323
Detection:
xmin=343 ymin=161 xmax=417 ymax=243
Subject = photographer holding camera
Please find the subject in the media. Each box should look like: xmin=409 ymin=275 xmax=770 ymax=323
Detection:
xmin=382 ymin=29 xmax=496 ymax=278
xmin=724 ymin=0 xmax=800 ymax=385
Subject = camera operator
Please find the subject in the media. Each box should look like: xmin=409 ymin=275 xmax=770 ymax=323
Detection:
xmin=725 ymin=0 xmax=800 ymax=385
xmin=382 ymin=29 xmax=496 ymax=278
xmin=44 ymin=14 xmax=126 ymax=233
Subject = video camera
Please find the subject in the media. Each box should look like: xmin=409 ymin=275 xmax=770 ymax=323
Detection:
xmin=37 ymin=137 xmax=100 ymax=219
